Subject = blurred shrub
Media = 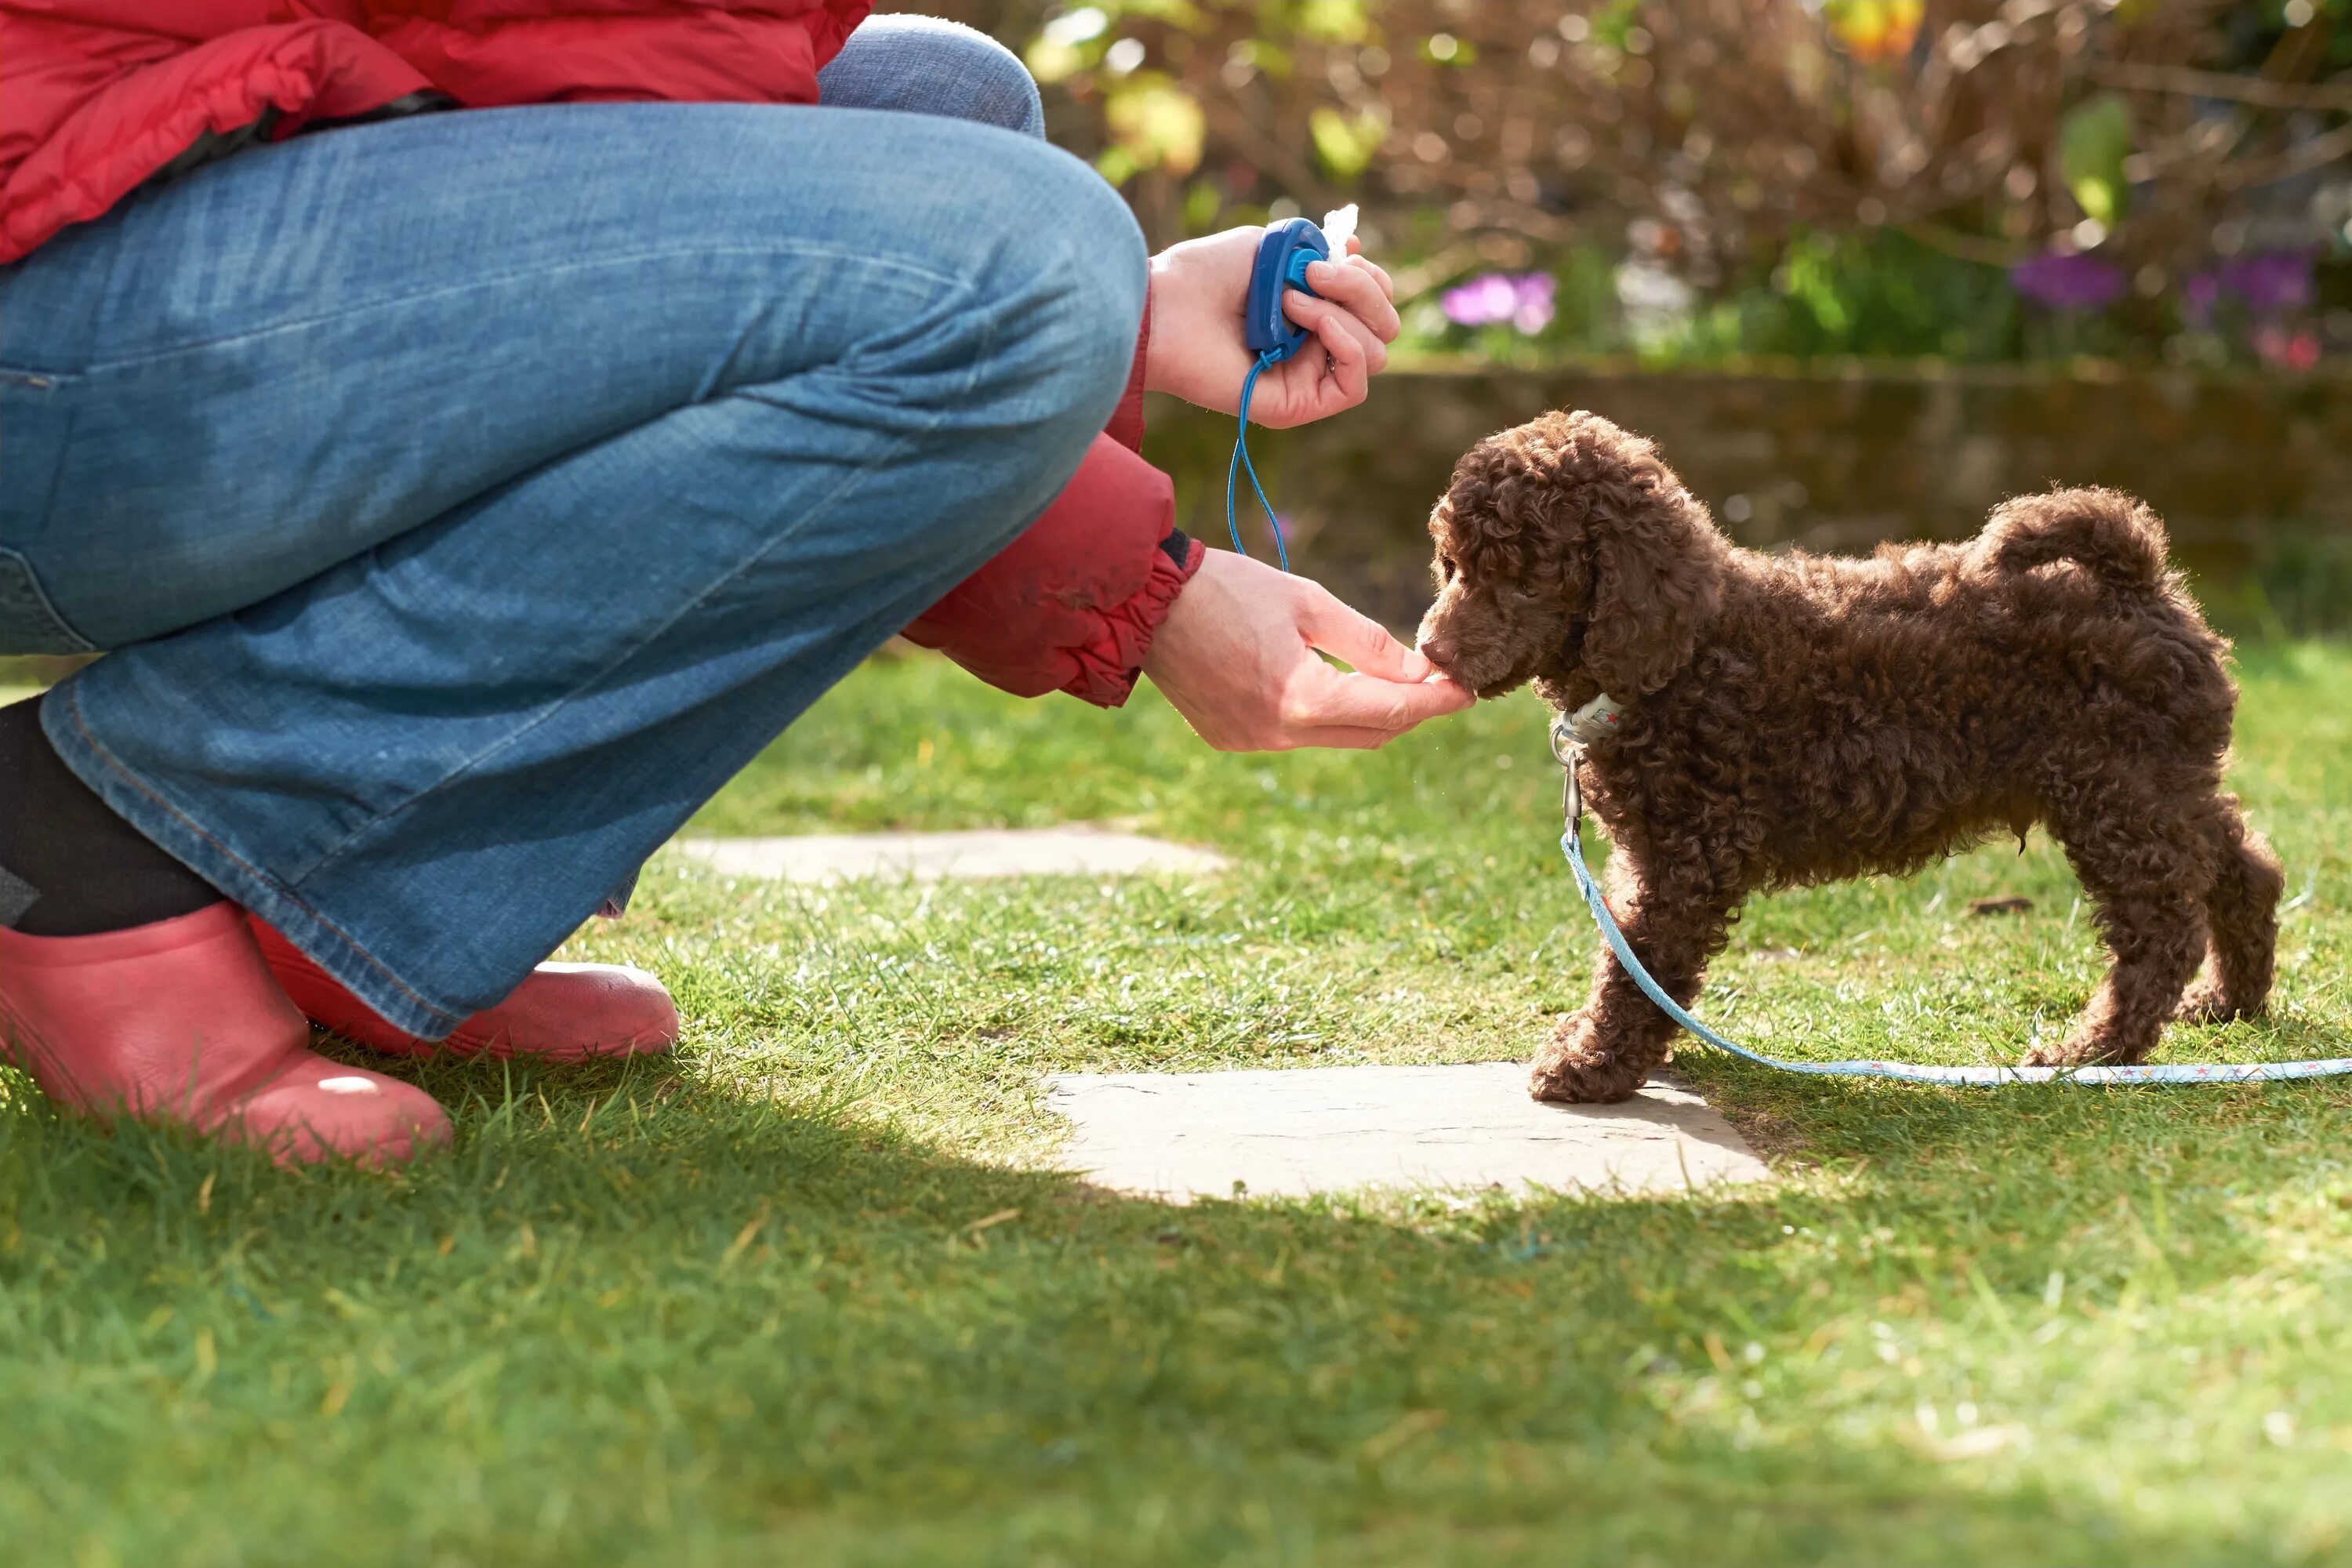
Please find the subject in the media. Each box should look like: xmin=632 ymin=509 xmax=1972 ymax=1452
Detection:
xmin=1396 ymin=229 xmax=2025 ymax=362
xmin=892 ymin=1 xmax=2352 ymax=367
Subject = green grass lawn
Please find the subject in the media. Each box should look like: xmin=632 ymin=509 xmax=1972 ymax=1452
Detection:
xmin=5 ymin=641 xmax=2351 ymax=1566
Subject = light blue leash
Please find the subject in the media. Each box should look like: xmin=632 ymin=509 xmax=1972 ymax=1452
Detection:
xmin=1549 ymin=714 xmax=2352 ymax=1086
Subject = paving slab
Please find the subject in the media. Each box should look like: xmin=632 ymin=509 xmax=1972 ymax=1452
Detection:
xmin=1047 ymin=1062 xmax=1767 ymax=1203
xmin=672 ymin=826 xmax=1226 ymax=885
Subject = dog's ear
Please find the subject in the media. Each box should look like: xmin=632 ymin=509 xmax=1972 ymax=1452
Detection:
xmin=1568 ymin=423 xmax=1725 ymax=697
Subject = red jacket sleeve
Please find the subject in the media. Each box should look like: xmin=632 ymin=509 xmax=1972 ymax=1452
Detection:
xmin=902 ymin=295 xmax=1206 ymax=708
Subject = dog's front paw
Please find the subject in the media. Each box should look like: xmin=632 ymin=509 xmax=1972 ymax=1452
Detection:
xmin=1530 ymin=1054 xmax=1649 ymax=1103
xmin=1529 ymin=1018 xmax=1649 ymax=1104
xmin=2172 ymin=978 xmax=2259 ymax=1026
xmin=2020 ymin=1029 xmax=2146 ymax=1069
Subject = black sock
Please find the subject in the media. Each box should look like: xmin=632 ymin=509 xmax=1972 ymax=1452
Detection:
xmin=0 ymin=694 xmax=223 ymax=936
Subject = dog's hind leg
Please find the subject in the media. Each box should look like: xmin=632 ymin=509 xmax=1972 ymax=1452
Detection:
xmin=2173 ymin=796 xmax=2283 ymax=1025
xmin=2026 ymin=782 xmax=2214 ymax=1067
xmin=1533 ymin=848 xmax=1737 ymax=1104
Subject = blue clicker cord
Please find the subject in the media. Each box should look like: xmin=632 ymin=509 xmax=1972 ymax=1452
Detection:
xmin=1552 ymin=720 xmax=2352 ymax=1087
xmin=1226 ymin=350 xmax=1290 ymax=572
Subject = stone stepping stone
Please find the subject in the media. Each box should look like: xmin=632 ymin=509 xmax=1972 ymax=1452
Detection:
xmin=673 ymin=826 xmax=1227 ymax=885
xmin=1047 ymin=1062 xmax=1767 ymax=1203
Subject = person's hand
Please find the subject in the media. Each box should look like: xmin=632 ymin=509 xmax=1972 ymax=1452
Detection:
xmin=1144 ymin=227 xmax=1399 ymax=430
xmin=1143 ymin=550 xmax=1472 ymax=750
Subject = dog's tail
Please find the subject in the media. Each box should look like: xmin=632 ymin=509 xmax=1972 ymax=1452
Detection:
xmin=1973 ymin=486 xmax=2169 ymax=593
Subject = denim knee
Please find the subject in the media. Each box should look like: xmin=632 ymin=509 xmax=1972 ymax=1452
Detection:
xmin=993 ymin=150 xmax=1148 ymax=443
xmin=819 ymin=15 xmax=1047 ymax=139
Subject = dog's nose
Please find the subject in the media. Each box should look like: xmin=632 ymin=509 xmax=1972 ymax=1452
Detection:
xmin=1418 ymin=637 xmax=1456 ymax=673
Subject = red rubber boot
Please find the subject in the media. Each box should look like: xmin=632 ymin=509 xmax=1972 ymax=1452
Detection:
xmin=249 ymin=916 xmax=679 ymax=1062
xmin=0 ymin=905 xmax=451 ymax=1166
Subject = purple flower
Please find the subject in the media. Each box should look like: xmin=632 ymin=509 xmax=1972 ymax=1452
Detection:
xmin=2219 ymin=252 xmax=2315 ymax=316
xmin=1508 ymin=273 xmax=1557 ymax=334
xmin=1440 ymin=273 xmax=1517 ymax=326
xmin=1441 ymin=271 xmax=1556 ymax=334
xmin=2009 ymin=252 xmax=2126 ymax=312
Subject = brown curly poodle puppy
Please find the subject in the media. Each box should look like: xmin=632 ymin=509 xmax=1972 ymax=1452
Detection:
xmin=1416 ymin=410 xmax=2282 ymax=1104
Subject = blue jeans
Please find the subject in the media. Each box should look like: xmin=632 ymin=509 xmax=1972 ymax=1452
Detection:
xmin=0 ymin=19 xmax=1145 ymax=1036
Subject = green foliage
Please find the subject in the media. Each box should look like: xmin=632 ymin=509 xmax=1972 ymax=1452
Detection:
xmin=1293 ymin=0 xmax=1369 ymax=45
xmin=1099 ymin=74 xmax=1206 ymax=182
xmin=1711 ymin=230 xmax=2026 ymax=362
xmin=973 ymin=0 xmax=2344 ymax=367
xmin=1308 ymin=105 xmax=1385 ymax=181
xmin=1588 ymin=0 xmax=1646 ymax=52
xmin=8 ymin=642 xmax=2352 ymax=1561
xmin=1405 ymin=230 xmax=2029 ymax=365
xmin=2059 ymin=94 xmax=2135 ymax=228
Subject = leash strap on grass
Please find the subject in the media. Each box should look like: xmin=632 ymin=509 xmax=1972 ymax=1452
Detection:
xmin=1552 ymin=722 xmax=2352 ymax=1087
xmin=1225 ymin=350 xmax=1291 ymax=572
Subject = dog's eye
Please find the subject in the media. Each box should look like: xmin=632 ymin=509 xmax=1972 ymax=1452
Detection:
xmin=1439 ymin=554 xmax=1458 ymax=583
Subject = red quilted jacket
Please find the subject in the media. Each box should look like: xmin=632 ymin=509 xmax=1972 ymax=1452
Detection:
xmin=0 ymin=0 xmax=1198 ymax=705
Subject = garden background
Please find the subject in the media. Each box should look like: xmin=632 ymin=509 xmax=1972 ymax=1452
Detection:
xmin=906 ymin=0 xmax=2352 ymax=631
xmin=9 ymin=5 xmax=2352 ymax=1563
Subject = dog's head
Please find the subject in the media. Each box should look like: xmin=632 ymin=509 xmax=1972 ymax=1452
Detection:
xmin=1415 ymin=410 xmax=1726 ymax=703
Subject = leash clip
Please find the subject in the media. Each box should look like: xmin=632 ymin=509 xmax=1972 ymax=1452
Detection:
xmin=1552 ymin=692 xmax=1624 ymax=829
xmin=1549 ymin=715 xmax=1584 ymax=827
xmin=1548 ymin=713 xmax=1581 ymax=769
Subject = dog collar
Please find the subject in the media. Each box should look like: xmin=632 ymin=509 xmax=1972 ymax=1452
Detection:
xmin=1548 ymin=691 xmax=1625 ymax=778
xmin=1566 ymin=691 xmax=1625 ymax=743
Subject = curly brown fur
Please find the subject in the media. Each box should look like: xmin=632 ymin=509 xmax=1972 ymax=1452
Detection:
xmin=1417 ymin=410 xmax=2282 ymax=1104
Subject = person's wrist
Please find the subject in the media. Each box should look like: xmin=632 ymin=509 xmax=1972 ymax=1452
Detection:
xmin=1142 ymin=249 xmax=1181 ymax=397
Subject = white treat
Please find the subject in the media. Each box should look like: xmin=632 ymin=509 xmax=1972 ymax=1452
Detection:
xmin=1320 ymin=203 xmax=1359 ymax=252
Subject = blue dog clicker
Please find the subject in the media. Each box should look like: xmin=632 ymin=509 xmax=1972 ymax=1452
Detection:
xmin=1229 ymin=216 xmax=1331 ymax=568
xmin=1243 ymin=217 xmax=1330 ymax=365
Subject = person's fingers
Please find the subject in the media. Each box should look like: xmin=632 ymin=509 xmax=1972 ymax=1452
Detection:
xmin=1290 ymin=299 xmax=1375 ymax=402
xmin=1287 ymin=667 xmax=1474 ymax=735
xmin=1333 ymin=238 xmax=1396 ymax=309
xmin=1338 ymin=260 xmax=1400 ymax=335
xmin=1221 ymin=723 xmax=1396 ymax=753
xmin=1304 ymin=259 xmax=1402 ymax=342
xmin=1280 ymin=283 xmax=1366 ymax=342
xmin=1255 ymin=307 xmax=1371 ymax=426
xmin=1283 ymin=724 xmax=1402 ymax=751
xmin=1297 ymin=586 xmax=1435 ymax=681
xmin=1336 ymin=675 xmax=1472 ymax=734
xmin=1282 ymin=285 xmax=1385 ymax=369
xmin=1332 ymin=303 xmax=1389 ymax=377
xmin=1324 ymin=301 xmax=1389 ymax=372
xmin=1377 ymin=672 xmax=1477 ymax=723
